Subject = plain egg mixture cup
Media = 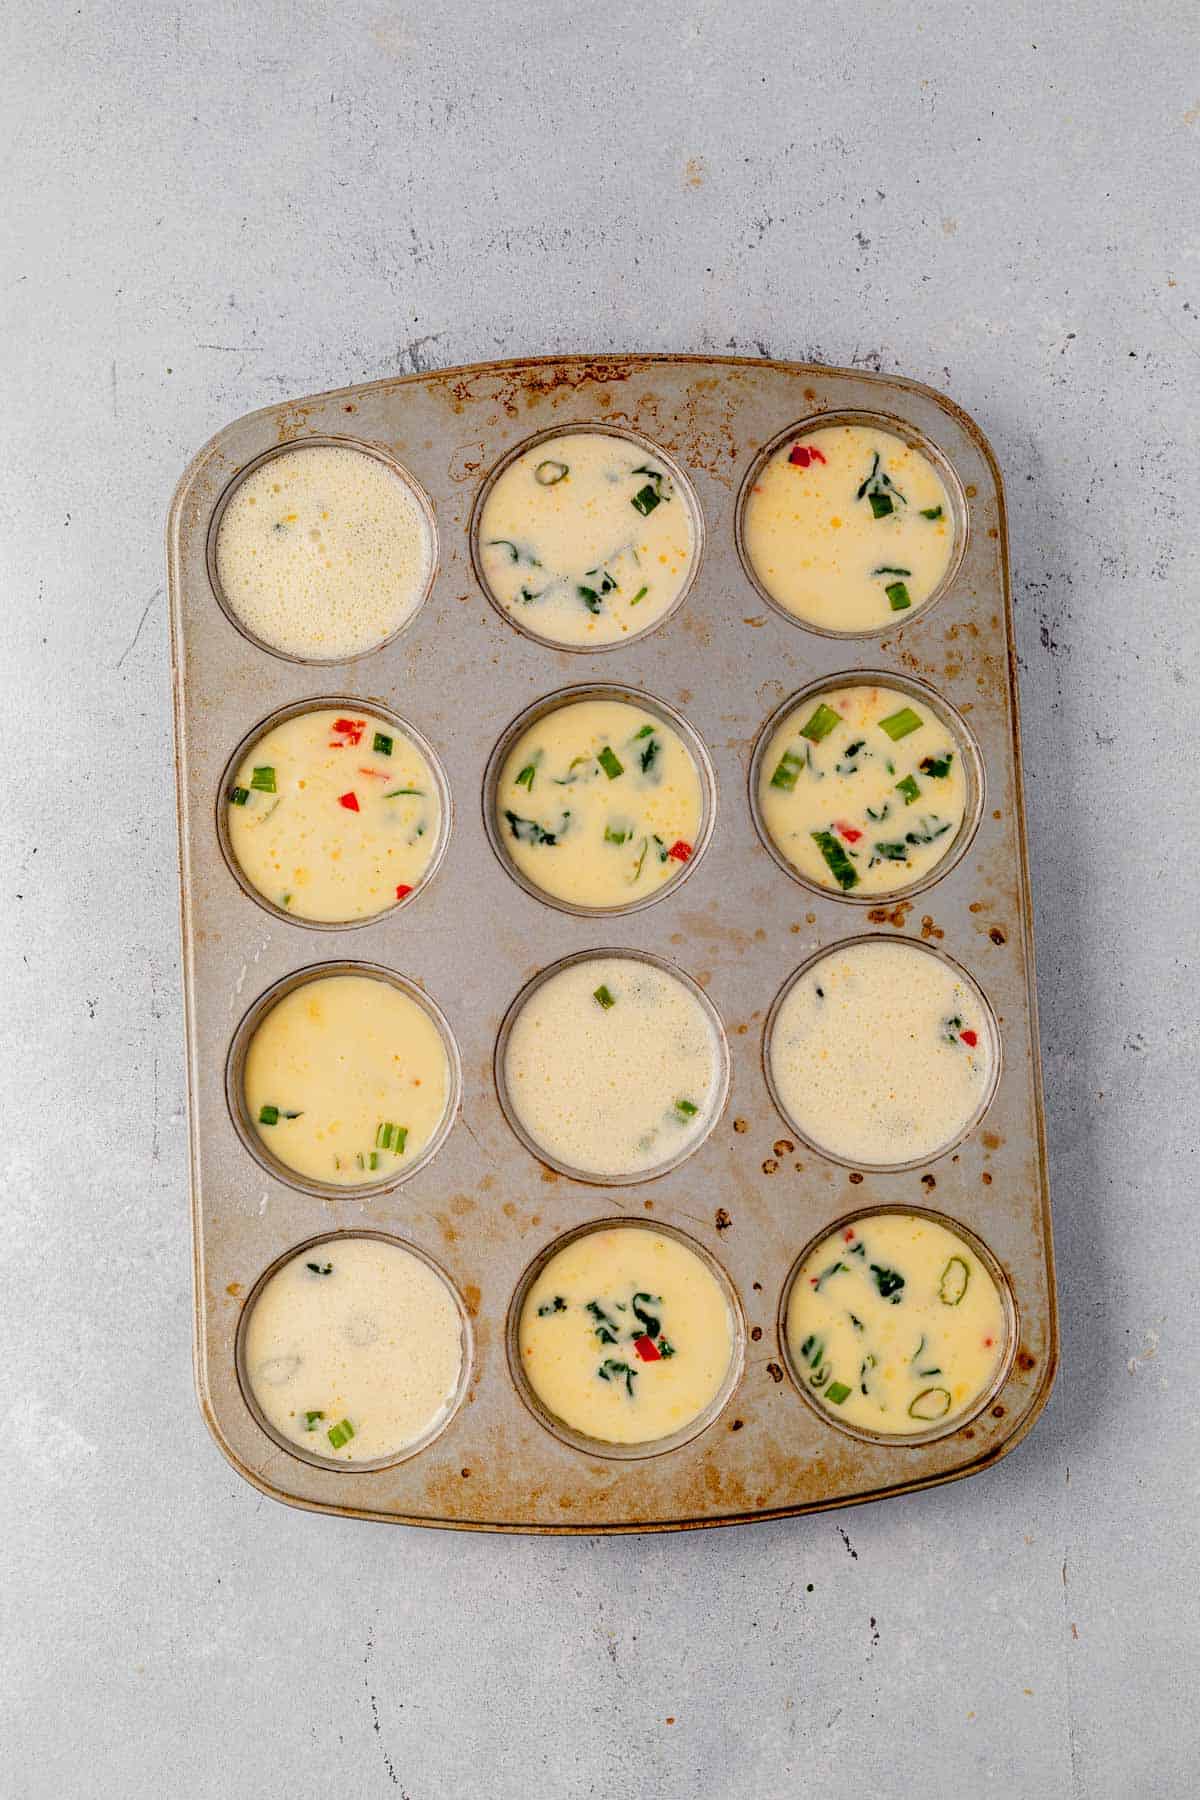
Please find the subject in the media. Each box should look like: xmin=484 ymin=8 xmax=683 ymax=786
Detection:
xmin=236 ymin=1229 xmax=473 ymax=1473
xmin=748 ymin=670 xmax=984 ymax=905
xmin=215 ymin=695 xmax=452 ymax=929
xmin=494 ymin=948 xmax=731 ymax=1186
xmin=469 ymin=422 xmax=704 ymax=653
xmin=763 ymin=935 xmax=1003 ymax=1174
xmin=735 ymin=410 xmax=968 ymax=639
xmin=206 ymin=436 xmax=439 ymax=665
xmin=506 ymin=1217 xmax=746 ymax=1461
xmin=226 ymin=961 xmax=462 ymax=1201
xmin=777 ymin=1205 xmax=1017 ymax=1449
xmin=482 ymin=683 xmax=717 ymax=918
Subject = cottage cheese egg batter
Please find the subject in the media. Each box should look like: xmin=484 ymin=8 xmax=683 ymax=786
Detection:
xmin=495 ymin=697 xmax=703 ymax=908
xmin=226 ymin=707 xmax=441 ymax=922
xmin=244 ymin=1236 xmax=464 ymax=1462
xmin=742 ymin=422 xmax=954 ymax=631
xmin=519 ymin=1227 xmax=735 ymax=1445
xmin=502 ymin=956 xmax=723 ymax=1179
xmin=215 ymin=444 xmax=433 ymax=659
xmin=757 ymin=684 xmax=967 ymax=894
xmin=243 ymin=973 xmax=452 ymax=1186
xmin=478 ymin=432 xmax=696 ymax=646
xmin=768 ymin=939 xmax=995 ymax=1166
xmin=786 ymin=1212 xmax=1007 ymax=1434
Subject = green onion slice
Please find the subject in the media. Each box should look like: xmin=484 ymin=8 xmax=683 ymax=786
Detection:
xmin=515 ymin=762 xmax=537 ymax=791
xmin=938 ymin=1256 xmax=970 ymax=1305
xmin=908 ymin=1387 xmax=952 ymax=1421
xmin=770 ymin=748 xmax=806 ymax=791
xmin=258 ymin=1104 xmax=280 ymax=1126
xmin=895 ymin=773 xmax=921 ymax=804
xmin=372 ymin=732 xmax=393 ymax=757
xmin=250 ymin=766 xmax=277 ymax=793
xmin=673 ymin=1098 xmax=699 ymax=1121
xmin=630 ymin=585 xmax=649 ymax=604
xmin=799 ymin=702 xmax=842 ymax=743
xmin=811 ymin=830 xmax=859 ymax=890
xmin=919 ymin=753 xmax=953 ymax=779
xmin=825 ymin=1381 xmax=852 ymax=1405
xmin=375 ymin=1121 xmax=408 ymax=1153
xmin=327 ymin=1418 xmax=356 ymax=1449
xmin=593 ymin=984 xmax=616 ymax=1010
xmin=597 ymin=746 xmax=624 ymax=780
xmin=885 ymin=580 xmax=912 ymax=611
xmin=631 ymin=483 xmax=661 ymax=516
xmin=920 ymin=505 xmax=944 ymax=520
xmin=302 ymin=1410 xmax=325 ymax=1430
xmin=535 ymin=459 xmax=568 ymax=485
xmin=879 ymin=706 xmax=924 ymax=741
xmin=228 ymin=786 xmax=250 ymax=806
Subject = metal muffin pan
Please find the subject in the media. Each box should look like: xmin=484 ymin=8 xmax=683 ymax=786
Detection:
xmin=168 ymin=353 xmax=1057 ymax=1532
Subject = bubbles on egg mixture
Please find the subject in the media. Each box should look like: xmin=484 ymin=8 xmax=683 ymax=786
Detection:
xmin=214 ymin=443 xmax=434 ymax=660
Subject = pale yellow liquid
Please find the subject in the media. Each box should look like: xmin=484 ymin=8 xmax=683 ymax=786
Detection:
xmin=244 ymin=974 xmax=452 ymax=1187
xmin=245 ymin=1236 xmax=463 ymax=1461
xmin=519 ymin=1228 xmax=734 ymax=1445
xmin=503 ymin=956 xmax=722 ymax=1179
xmin=496 ymin=698 xmax=703 ymax=908
xmin=743 ymin=423 xmax=954 ymax=631
xmin=215 ymin=444 xmax=433 ymax=659
xmin=757 ymin=685 xmax=967 ymax=895
xmin=478 ymin=432 xmax=695 ymax=646
xmin=787 ymin=1213 xmax=1007 ymax=1434
xmin=769 ymin=940 xmax=994 ymax=1166
xmin=227 ymin=708 xmax=441 ymax=922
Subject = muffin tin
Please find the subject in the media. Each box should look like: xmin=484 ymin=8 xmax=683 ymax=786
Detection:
xmin=168 ymin=353 xmax=1056 ymax=1531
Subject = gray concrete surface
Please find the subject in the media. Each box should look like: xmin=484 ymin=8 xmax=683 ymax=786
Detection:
xmin=3 ymin=2 xmax=1197 ymax=1794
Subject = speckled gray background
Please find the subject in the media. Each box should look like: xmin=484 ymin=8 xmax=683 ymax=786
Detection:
xmin=3 ymin=2 xmax=1196 ymax=1795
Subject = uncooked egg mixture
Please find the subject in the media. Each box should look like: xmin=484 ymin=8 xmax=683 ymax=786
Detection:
xmin=478 ymin=432 xmax=695 ymax=646
xmin=786 ymin=1212 xmax=1007 ymax=1434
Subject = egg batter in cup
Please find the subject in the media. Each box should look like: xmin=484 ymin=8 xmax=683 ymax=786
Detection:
xmin=229 ymin=963 xmax=460 ymax=1196
xmin=738 ymin=414 xmax=963 ymax=634
xmin=782 ymin=1208 xmax=1014 ymax=1440
xmin=512 ymin=1221 xmax=742 ymax=1453
xmin=486 ymin=687 xmax=713 ymax=914
xmin=239 ymin=1232 xmax=469 ymax=1468
xmin=497 ymin=950 xmax=729 ymax=1183
xmin=765 ymin=936 xmax=999 ymax=1170
xmin=752 ymin=677 xmax=979 ymax=898
xmin=220 ymin=701 xmax=448 ymax=925
xmin=210 ymin=439 xmax=436 ymax=661
xmin=473 ymin=427 xmax=700 ymax=649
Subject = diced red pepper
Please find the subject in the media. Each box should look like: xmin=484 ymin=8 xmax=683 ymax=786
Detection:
xmin=395 ymin=884 xmax=413 ymax=900
xmin=960 ymin=1029 xmax=978 ymax=1047
xmin=843 ymin=1228 xmax=856 ymax=1243
xmin=337 ymin=791 xmax=360 ymax=812
xmin=667 ymin=840 xmax=693 ymax=862
xmin=983 ymin=1335 xmax=995 ymax=1348
xmin=835 ymin=822 xmax=863 ymax=844
xmin=330 ymin=718 xmax=366 ymax=745
xmin=633 ymin=1335 xmax=661 ymax=1362
xmin=788 ymin=443 xmax=827 ymax=468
